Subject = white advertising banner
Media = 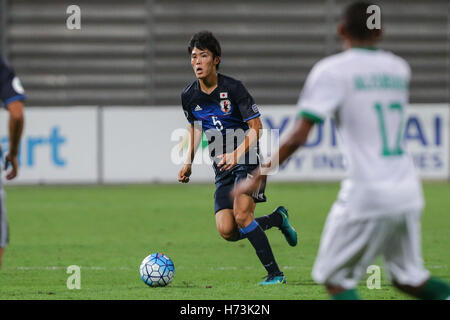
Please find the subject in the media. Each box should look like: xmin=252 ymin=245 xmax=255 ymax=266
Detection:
xmin=101 ymin=107 xmax=193 ymax=183
xmin=102 ymin=104 xmax=449 ymax=183
xmin=259 ymin=105 xmax=346 ymax=181
xmin=403 ymin=104 xmax=449 ymax=179
xmin=0 ymin=104 xmax=448 ymax=184
xmin=259 ymin=104 xmax=450 ymax=181
xmin=0 ymin=107 xmax=98 ymax=184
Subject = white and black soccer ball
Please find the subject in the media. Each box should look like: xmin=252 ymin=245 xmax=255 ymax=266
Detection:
xmin=139 ymin=253 xmax=175 ymax=287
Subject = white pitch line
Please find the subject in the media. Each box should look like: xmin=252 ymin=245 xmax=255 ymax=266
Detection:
xmin=15 ymin=266 xmax=120 ymax=271
xmin=13 ymin=265 xmax=447 ymax=271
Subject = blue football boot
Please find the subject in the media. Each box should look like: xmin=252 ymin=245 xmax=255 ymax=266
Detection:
xmin=258 ymin=273 xmax=287 ymax=285
xmin=274 ymin=206 xmax=298 ymax=247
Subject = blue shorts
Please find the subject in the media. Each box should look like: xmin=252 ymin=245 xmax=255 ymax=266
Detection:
xmin=214 ymin=164 xmax=267 ymax=214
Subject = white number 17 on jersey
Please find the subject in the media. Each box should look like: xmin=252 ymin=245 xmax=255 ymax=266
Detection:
xmin=374 ymin=102 xmax=405 ymax=157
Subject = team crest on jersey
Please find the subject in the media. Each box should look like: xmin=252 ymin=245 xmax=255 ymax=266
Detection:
xmin=220 ymin=99 xmax=232 ymax=114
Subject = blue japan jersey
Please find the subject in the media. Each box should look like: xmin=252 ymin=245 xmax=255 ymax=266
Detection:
xmin=0 ymin=58 xmax=26 ymax=108
xmin=181 ymin=74 xmax=261 ymax=175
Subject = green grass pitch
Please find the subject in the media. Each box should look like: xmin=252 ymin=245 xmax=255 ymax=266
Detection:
xmin=0 ymin=182 xmax=448 ymax=300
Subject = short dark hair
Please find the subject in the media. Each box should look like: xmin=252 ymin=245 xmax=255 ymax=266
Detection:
xmin=188 ymin=31 xmax=222 ymax=70
xmin=342 ymin=1 xmax=382 ymax=41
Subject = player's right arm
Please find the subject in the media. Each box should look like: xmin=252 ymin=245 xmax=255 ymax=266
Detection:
xmin=178 ymin=123 xmax=202 ymax=183
xmin=4 ymin=100 xmax=24 ymax=180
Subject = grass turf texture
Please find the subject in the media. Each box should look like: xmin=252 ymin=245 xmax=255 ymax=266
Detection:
xmin=0 ymin=182 xmax=448 ymax=300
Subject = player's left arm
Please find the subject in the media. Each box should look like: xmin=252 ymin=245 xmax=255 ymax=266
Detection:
xmin=0 ymin=59 xmax=26 ymax=180
xmin=235 ymin=116 xmax=262 ymax=160
xmin=217 ymin=116 xmax=262 ymax=172
xmin=4 ymin=100 xmax=24 ymax=180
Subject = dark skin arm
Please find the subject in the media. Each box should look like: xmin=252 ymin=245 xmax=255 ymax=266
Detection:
xmin=4 ymin=100 xmax=24 ymax=180
xmin=232 ymin=117 xmax=315 ymax=197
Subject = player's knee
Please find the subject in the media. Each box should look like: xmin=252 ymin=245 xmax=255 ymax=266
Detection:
xmin=216 ymin=223 xmax=239 ymax=242
xmin=233 ymin=210 xmax=252 ymax=228
xmin=219 ymin=231 xmax=239 ymax=242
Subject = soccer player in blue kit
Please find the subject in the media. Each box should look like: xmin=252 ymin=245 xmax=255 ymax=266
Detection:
xmin=0 ymin=57 xmax=25 ymax=268
xmin=177 ymin=31 xmax=297 ymax=285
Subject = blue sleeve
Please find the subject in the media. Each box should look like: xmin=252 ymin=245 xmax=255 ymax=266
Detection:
xmin=233 ymin=81 xmax=260 ymax=122
xmin=0 ymin=58 xmax=26 ymax=108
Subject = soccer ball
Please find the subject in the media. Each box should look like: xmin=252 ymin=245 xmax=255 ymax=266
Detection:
xmin=139 ymin=253 xmax=175 ymax=287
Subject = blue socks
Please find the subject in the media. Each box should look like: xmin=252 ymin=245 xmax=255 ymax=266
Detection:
xmin=238 ymin=220 xmax=259 ymax=238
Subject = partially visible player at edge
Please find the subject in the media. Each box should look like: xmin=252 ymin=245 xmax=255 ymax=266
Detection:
xmin=178 ymin=31 xmax=298 ymax=285
xmin=233 ymin=1 xmax=450 ymax=299
xmin=0 ymin=57 xmax=25 ymax=268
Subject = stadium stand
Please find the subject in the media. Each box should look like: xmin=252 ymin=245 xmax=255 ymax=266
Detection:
xmin=0 ymin=0 xmax=448 ymax=106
